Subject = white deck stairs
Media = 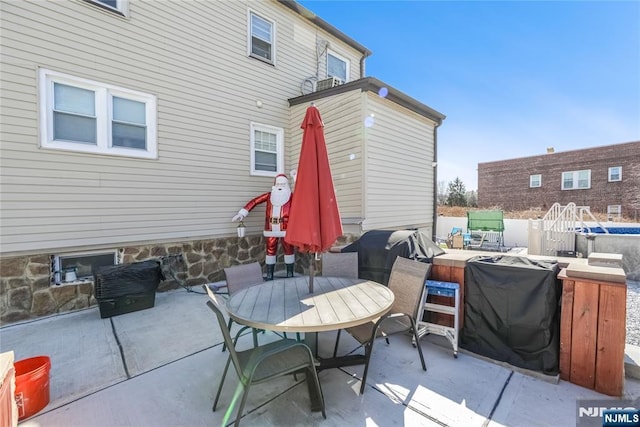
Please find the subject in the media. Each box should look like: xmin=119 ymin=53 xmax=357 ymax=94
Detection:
xmin=527 ymin=203 xmax=609 ymax=256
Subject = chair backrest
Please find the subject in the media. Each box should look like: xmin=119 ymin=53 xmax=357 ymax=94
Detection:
xmin=203 ymin=285 xmax=244 ymax=377
xmin=223 ymin=262 xmax=264 ymax=295
xmin=321 ymin=252 xmax=358 ymax=278
xmin=387 ymin=257 xmax=431 ymax=319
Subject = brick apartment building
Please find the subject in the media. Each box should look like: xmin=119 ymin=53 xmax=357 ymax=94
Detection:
xmin=477 ymin=141 xmax=640 ymax=219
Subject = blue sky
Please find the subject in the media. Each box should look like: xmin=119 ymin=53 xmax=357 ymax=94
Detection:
xmin=298 ymin=0 xmax=640 ymax=191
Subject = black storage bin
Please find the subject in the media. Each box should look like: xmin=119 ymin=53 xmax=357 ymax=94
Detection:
xmin=341 ymin=229 xmax=444 ymax=285
xmin=460 ymin=255 xmax=561 ymax=375
xmin=97 ymin=293 xmax=157 ymax=319
xmin=94 ymin=260 xmax=163 ymax=318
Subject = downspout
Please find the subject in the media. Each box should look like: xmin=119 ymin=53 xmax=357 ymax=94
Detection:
xmin=432 ymin=122 xmax=441 ymax=243
xmin=359 ymin=50 xmax=370 ymax=78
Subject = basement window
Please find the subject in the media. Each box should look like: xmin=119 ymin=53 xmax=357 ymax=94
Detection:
xmin=607 ymin=205 xmax=621 ymax=219
xmin=51 ymin=249 xmax=122 ymax=285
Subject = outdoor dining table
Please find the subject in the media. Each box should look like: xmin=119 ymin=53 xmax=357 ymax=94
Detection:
xmin=225 ymin=275 xmax=394 ymax=410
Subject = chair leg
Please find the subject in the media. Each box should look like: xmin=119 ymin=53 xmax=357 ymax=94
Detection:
xmin=333 ymin=329 xmax=342 ymax=357
xmin=307 ymin=366 xmax=327 ymax=419
xmin=213 ymin=356 xmax=232 ymax=411
xmin=410 ymin=319 xmax=427 ymax=371
xmin=234 ymin=385 xmax=251 ymax=427
xmin=359 ymin=340 xmax=374 ymax=395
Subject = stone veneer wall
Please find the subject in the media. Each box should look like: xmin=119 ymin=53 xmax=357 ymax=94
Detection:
xmin=0 ymin=233 xmax=357 ymax=325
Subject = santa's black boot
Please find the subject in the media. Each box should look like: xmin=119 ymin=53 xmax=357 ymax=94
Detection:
xmin=286 ymin=263 xmax=294 ymax=278
xmin=266 ymin=264 xmax=275 ymax=281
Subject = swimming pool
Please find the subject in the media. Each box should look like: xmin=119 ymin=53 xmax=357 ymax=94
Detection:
xmin=575 ymin=226 xmax=640 ymax=235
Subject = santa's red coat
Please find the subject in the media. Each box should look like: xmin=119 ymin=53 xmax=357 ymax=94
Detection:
xmin=242 ymin=192 xmax=291 ymax=237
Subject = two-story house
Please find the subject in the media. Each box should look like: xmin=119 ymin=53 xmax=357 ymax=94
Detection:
xmin=0 ymin=0 xmax=445 ymax=322
xmin=477 ymin=141 xmax=640 ymax=219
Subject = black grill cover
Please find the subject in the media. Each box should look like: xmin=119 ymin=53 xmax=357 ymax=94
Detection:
xmin=341 ymin=229 xmax=444 ymax=285
xmin=461 ymin=255 xmax=561 ymax=375
xmin=94 ymin=260 xmax=163 ymax=299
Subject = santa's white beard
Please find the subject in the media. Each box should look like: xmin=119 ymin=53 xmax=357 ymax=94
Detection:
xmin=270 ymin=186 xmax=292 ymax=206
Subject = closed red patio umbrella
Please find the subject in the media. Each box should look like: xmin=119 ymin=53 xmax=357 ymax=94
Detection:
xmin=285 ymin=104 xmax=343 ymax=292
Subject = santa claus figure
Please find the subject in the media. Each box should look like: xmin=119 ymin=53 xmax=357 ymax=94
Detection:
xmin=232 ymin=174 xmax=295 ymax=280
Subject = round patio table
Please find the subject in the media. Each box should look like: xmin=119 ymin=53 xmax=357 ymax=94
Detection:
xmin=225 ymin=275 xmax=394 ymax=412
xmin=225 ymin=275 xmax=394 ymax=333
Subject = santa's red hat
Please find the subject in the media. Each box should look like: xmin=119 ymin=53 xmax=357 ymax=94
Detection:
xmin=274 ymin=174 xmax=289 ymax=184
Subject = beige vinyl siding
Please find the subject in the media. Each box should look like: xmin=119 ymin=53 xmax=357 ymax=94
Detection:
xmin=288 ymin=91 xmax=364 ymax=222
xmin=0 ymin=0 xmax=363 ymax=254
xmin=362 ymin=92 xmax=436 ymax=231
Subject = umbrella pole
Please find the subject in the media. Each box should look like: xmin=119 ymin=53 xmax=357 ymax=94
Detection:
xmin=308 ymin=253 xmax=314 ymax=293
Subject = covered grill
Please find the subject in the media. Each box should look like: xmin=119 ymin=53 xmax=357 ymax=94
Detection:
xmin=340 ymin=229 xmax=444 ymax=285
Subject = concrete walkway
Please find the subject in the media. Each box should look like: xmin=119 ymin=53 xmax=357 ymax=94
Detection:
xmin=3 ymin=288 xmax=639 ymax=427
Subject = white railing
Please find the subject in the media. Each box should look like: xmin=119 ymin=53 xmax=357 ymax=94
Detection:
xmin=528 ymin=203 xmax=609 ymax=256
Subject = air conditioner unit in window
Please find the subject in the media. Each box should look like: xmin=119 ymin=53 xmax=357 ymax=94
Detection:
xmin=316 ymin=76 xmax=345 ymax=91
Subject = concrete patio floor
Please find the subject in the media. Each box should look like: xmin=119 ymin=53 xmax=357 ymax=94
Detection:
xmin=3 ymin=287 xmax=639 ymax=427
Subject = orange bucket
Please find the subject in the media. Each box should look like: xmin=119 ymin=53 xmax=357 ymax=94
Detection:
xmin=14 ymin=356 xmax=51 ymax=421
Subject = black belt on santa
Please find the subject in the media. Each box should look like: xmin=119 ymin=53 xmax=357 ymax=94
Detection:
xmin=270 ymin=217 xmax=284 ymax=224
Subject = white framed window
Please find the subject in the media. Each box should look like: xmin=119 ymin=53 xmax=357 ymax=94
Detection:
xmin=561 ymin=170 xmax=591 ymax=190
xmin=327 ymin=50 xmax=349 ymax=83
xmin=608 ymin=166 xmax=622 ymax=182
xmin=250 ymin=122 xmax=283 ymax=176
xmin=248 ymin=11 xmax=275 ymax=64
xmin=51 ymin=249 xmax=122 ymax=285
xmin=529 ymin=174 xmax=541 ymax=188
xmin=39 ymin=69 xmax=157 ymax=159
xmin=607 ymin=205 xmax=622 ymax=219
xmin=86 ymin=0 xmax=129 ymax=15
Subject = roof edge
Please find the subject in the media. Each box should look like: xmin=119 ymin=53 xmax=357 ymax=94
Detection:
xmin=477 ymin=140 xmax=640 ymax=166
xmin=277 ymin=0 xmax=372 ymax=57
xmin=289 ymin=77 xmax=446 ymax=125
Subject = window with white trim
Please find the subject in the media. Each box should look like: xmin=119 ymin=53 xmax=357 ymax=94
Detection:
xmin=561 ymin=170 xmax=591 ymax=190
xmin=39 ymin=69 xmax=157 ymax=159
xmin=85 ymin=0 xmax=129 ymax=15
xmin=608 ymin=166 xmax=622 ymax=182
xmin=607 ymin=205 xmax=621 ymax=219
xmin=248 ymin=11 xmax=275 ymax=64
xmin=250 ymin=123 xmax=283 ymax=176
xmin=327 ymin=50 xmax=349 ymax=83
xmin=529 ymin=174 xmax=541 ymax=188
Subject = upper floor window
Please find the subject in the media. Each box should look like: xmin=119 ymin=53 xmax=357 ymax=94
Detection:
xmin=250 ymin=122 xmax=283 ymax=177
xmin=249 ymin=11 xmax=275 ymax=64
xmin=529 ymin=174 xmax=541 ymax=188
xmin=327 ymin=50 xmax=349 ymax=83
xmin=85 ymin=0 xmax=129 ymax=15
xmin=39 ymin=69 xmax=157 ymax=159
xmin=562 ymin=170 xmax=590 ymax=190
xmin=608 ymin=166 xmax=622 ymax=182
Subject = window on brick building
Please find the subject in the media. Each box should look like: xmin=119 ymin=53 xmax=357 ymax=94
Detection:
xmin=562 ymin=170 xmax=590 ymax=190
xmin=529 ymin=174 xmax=541 ymax=188
xmin=608 ymin=166 xmax=622 ymax=182
xmin=607 ymin=205 xmax=621 ymax=219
